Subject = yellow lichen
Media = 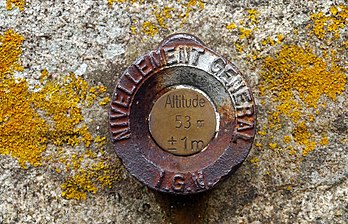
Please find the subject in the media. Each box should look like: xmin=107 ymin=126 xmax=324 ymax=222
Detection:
xmin=94 ymin=135 xmax=107 ymax=146
xmin=227 ymin=9 xmax=260 ymax=53
xmin=141 ymin=21 xmax=159 ymax=37
xmin=319 ymin=136 xmax=329 ymax=146
xmin=247 ymin=9 xmax=260 ymax=24
xmin=6 ymin=0 xmax=25 ymax=11
xmin=107 ymin=0 xmax=137 ymax=6
xmin=181 ymin=0 xmax=205 ymax=24
xmin=61 ymin=153 xmax=122 ymax=200
xmin=310 ymin=5 xmax=348 ymax=40
xmin=283 ymin=136 xmax=291 ymax=143
xmin=0 ymin=30 xmax=47 ymax=167
xmin=258 ymin=130 xmax=266 ymax=136
xmin=0 ymin=78 xmax=49 ymax=167
xmin=250 ymin=157 xmax=259 ymax=166
xmin=99 ymin=96 xmax=111 ymax=106
xmin=261 ymin=45 xmax=346 ymax=107
xmin=117 ymin=1 xmax=205 ymax=36
xmin=269 ymin=143 xmax=277 ymax=149
xmin=289 ymin=147 xmax=297 ymax=155
xmin=293 ymin=122 xmax=311 ymax=145
xmin=260 ymin=44 xmax=346 ymax=156
xmin=239 ymin=27 xmax=253 ymax=39
xmin=0 ymin=30 xmax=122 ymax=199
xmin=234 ymin=43 xmax=244 ymax=53
xmin=197 ymin=0 xmax=204 ymax=10
xmin=0 ymin=29 xmax=24 ymax=75
xmin=276 ymin=34 xmax=285 ymax=43
xmin=257 ymin=5 xmax=347 ymax=157
xmin=154 ymin=6 xmax=174 ymax=28
xmin=226 ymin=22 xmax=237 ymax=30
xmin=0 ymin=65 xmax=108 ymax=167
xmin=130 ymin=22 xmax=137 ymax=35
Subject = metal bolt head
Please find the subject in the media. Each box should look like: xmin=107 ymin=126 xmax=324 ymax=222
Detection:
xmin=109 ymin=33 xmax=257 ymax=195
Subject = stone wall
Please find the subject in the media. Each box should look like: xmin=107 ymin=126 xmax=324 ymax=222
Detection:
xmin=0 ymin=0 xmax=347 ymax=223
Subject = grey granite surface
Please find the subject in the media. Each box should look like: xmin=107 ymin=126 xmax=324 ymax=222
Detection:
xmin=1 ymin=0 xmax=347 ymax=223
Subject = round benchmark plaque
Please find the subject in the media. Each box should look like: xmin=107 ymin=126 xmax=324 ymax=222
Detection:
xmin=149 ymin=86 xmax=218 ymax=156
xmin=109 ymin=33 xmax=256 ymax=195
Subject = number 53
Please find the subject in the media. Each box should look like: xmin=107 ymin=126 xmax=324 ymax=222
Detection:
xmin=175 ymin=115 xmax=191 ymax=129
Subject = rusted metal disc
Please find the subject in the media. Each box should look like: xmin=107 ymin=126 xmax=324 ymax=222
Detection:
xmin=109 ymin=33 xmax=256 ymax=194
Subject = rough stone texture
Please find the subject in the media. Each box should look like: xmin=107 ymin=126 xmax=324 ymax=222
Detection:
xmin=1 ymin=0 xmax=347 ymax=223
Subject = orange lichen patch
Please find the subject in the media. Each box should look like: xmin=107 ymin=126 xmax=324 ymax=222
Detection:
xmin=86 ymin=85 xmax=108 ymax=106
xmin=226 ymin=9 xmax=260 ymax=53
xmin=0 ymin=30 xmax=47 ymax=167
xmin=0 ymin=30 xmax=122 ymax=199
xmin=99 ymin=96 xmax=111 ymax=106
xmin=179 ymin=0 xmax=205 ymax=24
xmin=49 ymin=140 xmax=122 ymax=200
xmin=107 ymin=0 xmax=137 ymax=6
xmin=0 ymin=29 xmax=24 ymax=75
xmin=283 ymin=136 xmax=291 ymax=143
xmin=276 ymin=34 xmax=285 ymax=43
xmin=61 ymin=153 xmax=122 ymax=200
xmin=226 ymin=7 xmax=346 ymax=158
xmin=247 ymin=9 xmax=260 ymax=24
xmin=6 ymin=0 xmax=25 ymax=11
xmin=319 ymin=136 xmax=329 ymax=146
xmin=141 ymin=21 xmax=159 ymax=37
xmin=293 ymin=122 xmax=312 ymax=144
xmin=269 ymin=143 xmax=277 ymax=150
xmin=239 ymin=27 xmax=253 ymax=39
xmin=226 ymin=22 xmax=237 ymax=30
xmin=0 ymin=67 xmax=108 ymax=167
xmin=261 ymin=45 xmax=346 ymax=107
xmin=260 ymin=44 xmax=346 ymax=155
xmin=0 ymin=78 xmax=49 ymax=167
xmin=310 ymin=5 xmax=348 ymax=40
xmin=250 ymin=157 xmax=259 ymax=166
xmin=154 ymin=6 xmax=174 ymax=29
xmin=122 ymin=1 xmax=205 ymax=36
xmin=31 ymin=72 xmax=108 ymax=148
xmin=256 ymin=6 xmax=347 ymax=156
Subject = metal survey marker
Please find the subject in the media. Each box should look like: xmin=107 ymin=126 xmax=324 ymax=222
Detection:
xmin=109 ymin=33 xmax=256 ymax=194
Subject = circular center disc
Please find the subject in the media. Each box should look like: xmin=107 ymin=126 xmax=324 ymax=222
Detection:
xmin=149 ymin=86 xmax=218 ymax=156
